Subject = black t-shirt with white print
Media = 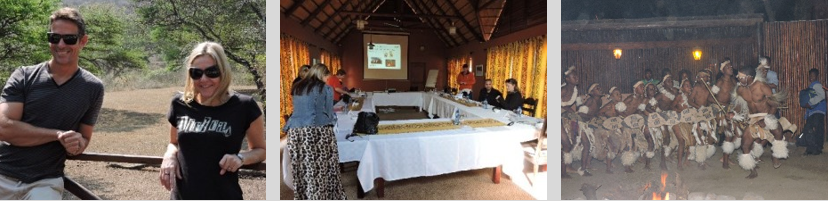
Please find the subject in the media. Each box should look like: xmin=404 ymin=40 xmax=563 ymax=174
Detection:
xmin=166 ymin=92 xmax=262 ymax=200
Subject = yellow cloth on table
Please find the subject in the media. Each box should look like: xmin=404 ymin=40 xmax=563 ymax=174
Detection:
xmin=375 ymin=119 xmax=507 ymax=135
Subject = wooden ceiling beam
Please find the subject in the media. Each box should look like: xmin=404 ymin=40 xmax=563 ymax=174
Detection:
xmin=325 ymin=0 xmax=371 ymax=41
xmin=316 ymin=0 xmax=346 ymax=33
xmin=445 ymin=0 xmax=485 ymax=42
xmin=284 ymin=0 xmax=307 ymax=17
xmin=408 ymin=0 xmax=458 ymax=46
xmin=428 ymin=0 xmax=469 ymax=44
xmin=302 ymin=0 xmax=334 ymax=26
xmin=334 ymin=0 xmax=386 ymax=44
xmin=340 ymin=11 xmax=460 ymax=19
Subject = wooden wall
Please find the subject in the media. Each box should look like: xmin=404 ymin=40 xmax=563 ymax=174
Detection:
xmin=563 ymin=18 xmax=828 ymax=129
xmin=562 ymin=44 xmax=756 ymax=94
xmin=762 ymin=20 xmax=828 ymax=128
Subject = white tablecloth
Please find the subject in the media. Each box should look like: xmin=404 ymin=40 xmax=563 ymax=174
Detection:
xmin=283 ymin=92 xmax=542 ymax=193
xmin=352 ymin=122 xmax=537 ymax=192
xmin=370 ymin=92 xmax=424 ymax=107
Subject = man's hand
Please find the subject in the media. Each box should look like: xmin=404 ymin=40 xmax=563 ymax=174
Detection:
xmin=58 ymin=131 xmax=84 ymax=156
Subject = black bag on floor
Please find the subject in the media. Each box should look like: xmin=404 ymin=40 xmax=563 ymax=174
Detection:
xmin=353 ymin=112 xmax=380 ymax=134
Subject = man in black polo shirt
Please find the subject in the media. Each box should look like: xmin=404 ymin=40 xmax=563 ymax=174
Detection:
xmin=478 ymin=79 xmax=503 ymax=108
xmin=0 ymin=7 xmax=104 ymax=199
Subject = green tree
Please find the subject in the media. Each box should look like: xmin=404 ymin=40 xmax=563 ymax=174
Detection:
xmin=78 ymin=4 xmax=147 ymax=76
xmin=134 ymin=0 xmax=266 ymax=101
xmin=0 ymin=0 xmax=58 ymax=75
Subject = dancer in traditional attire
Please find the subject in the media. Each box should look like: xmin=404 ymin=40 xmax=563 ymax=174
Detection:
xmin=733 ymin=66 xmax=789 ymax=179
xmin=620 ymin=81 xmax=647 ymax=173
xmin=598 ymin=86 xmax=628 ymax=174
xmin=561 ymin=66 xmax=591 ymax=177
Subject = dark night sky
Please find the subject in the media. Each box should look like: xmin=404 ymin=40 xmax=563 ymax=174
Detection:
xmin=562 ymin=0 xmax=809 ymax=21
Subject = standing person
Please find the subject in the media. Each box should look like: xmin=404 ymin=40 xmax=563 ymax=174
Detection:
xmin=498 ymin=78 xmax=524 ymax=112
xmin=293 ymin=65 xmax=311 ymax=85
xmin=733 ymin=66 xmax=788 ymax=179
xmin=160 ymin=42 xmax=266 ymax=199
xmin=758 ymin=56 xmax=779 ymax=93
xmin=326 ymin=69 xmax=348 ymax=104
xmin=477 ymin=79 xmax=503 ymax=108
xmin=457 ymin=64 xmax=476 ymax=99
xmin=0 ymin=7 xmax=104 ymax=200
xmin=284 ymin=63 xmax=347 ymax=200
xmin=801 ymin=68 xmax=825 ymax=155
xmin=643 ymin=69 xmax=657 ymax=84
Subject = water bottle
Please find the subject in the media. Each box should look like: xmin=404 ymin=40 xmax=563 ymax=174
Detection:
xmin=452 ymin=108 xmax=461 ymax=125
xmin=516 ymin=107 xmax=523 ymax=117
xmin=483 ymin=100 xmax=489 ymax=109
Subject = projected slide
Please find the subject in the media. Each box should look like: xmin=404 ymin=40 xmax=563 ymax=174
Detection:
xmin=367 ymin=43 xmax=401 ymax=69
xmin=363 ymin=33 xmax=409 ymax=80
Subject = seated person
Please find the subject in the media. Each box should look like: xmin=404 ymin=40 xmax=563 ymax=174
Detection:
xmin=478 ymin=79 xmax=503 ymax=108
xmin=497 ymin=78 xmax=524 ymax=112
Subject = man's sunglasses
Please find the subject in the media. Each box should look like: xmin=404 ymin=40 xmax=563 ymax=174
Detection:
xmin=47 ymin=32 xmax=80 ymax=45
xmin=189 ymin=65 xmax=221 ymax=79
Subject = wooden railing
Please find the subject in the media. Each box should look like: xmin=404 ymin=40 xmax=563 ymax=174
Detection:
xmin=64 ymin=152 xmax=265 ymax=200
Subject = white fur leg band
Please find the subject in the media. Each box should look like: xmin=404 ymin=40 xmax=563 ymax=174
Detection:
xmin=771 ymin=139 xmax=789 ymax=159
xmin=608 ymin=151 xmax=617 ymax=160
xmin=646 ymin=151 xmax=655 ymax=158
xmin=706 ymin=144 xmax=716 ymax=159
xmin=722 ymin=141 xmax=735 ymax=154
xmin=564 ymin=152 xmax=573 ymax=164
xmin=688 ymin=146 xmax=696 ymax=160
xmin=638 ymin=103 xmax=646 ymax=111
xmin=621 ymin=151 xmax=636 ymax=166
xmin=664 ymin=146 xmax=672 ymax=157
xmin=738 ymin=153 xmax=756 ymax=170
xmin=734 ymin=137 xmax=742 ymax=149
xmin=695 ymin=145 xmax=707 ymax=163
xmin=751 ymin=142 xmax=764 ymax=159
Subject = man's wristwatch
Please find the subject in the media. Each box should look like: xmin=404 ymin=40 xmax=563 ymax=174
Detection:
xmin=236 ymin=153 xmax=245 ymax=164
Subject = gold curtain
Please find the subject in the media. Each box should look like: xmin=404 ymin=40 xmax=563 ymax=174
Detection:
xmin=280 ymin=34 xmax=311 ymax=135
xmin=447 ymin=55 xmax=469 ymax=90
xmin=320 ymin=48 xmax=341 ymax=73
xmin=485 ymin=36 xmax=547 ymax=118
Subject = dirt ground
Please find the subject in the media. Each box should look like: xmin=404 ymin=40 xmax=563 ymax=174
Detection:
xmin=58 ymin=86 xmax=266 ymax=200
xmin=562 ymin=143 xmax=828 ymax=200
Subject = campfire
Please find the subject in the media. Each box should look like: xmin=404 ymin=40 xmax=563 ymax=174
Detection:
xmin=648 ymin=171 xmax=686 ymax=200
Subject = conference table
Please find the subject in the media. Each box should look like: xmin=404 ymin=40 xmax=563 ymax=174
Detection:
xmin=283 ymin=92 xmax=542 ymax=198
xmin=337 ymin=92 xmax=541 ymax=198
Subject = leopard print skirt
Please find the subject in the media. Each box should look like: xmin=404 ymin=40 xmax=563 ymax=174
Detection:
xmin=287 ymin=125 xmax=347 ymax=200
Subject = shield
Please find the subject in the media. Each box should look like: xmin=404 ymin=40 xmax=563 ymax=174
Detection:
xmin=648 ymin=112 xmax=665 ymax=128
xmin=603 ymin=117 xmax=623 ymax=131
xmin=664 ymin=111 xmax=680 ymax=125
xmin=680 ymin=108 xmax=697 ymax=123
xmin=624 ymin=114 xmax=645 ymax=128
xmin=698 ymin=106 xmax=715 ymax=121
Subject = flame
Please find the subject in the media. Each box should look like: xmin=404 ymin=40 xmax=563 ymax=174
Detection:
xmin=660 ymin=171 xmax=668 ymax=192
xmin=652 ymin=192 xmax=661 ymax=200
xmin=666 ymin=192 xmax=670 ymax=200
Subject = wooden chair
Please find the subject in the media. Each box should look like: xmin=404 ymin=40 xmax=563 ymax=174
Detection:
xmin=522 ymin=118 xmax=547 ymax=185
xmin=522 ymin=98 xmax=538 ymax=116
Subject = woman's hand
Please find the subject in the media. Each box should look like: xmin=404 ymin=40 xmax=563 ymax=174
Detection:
xmin=219 ymin=154 xmax=244 ymax=175
xmin=160 ymin=154 xmax=181 ymax=191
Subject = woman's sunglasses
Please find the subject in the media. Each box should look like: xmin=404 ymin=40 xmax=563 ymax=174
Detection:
xmin=47 ymin=32 xmax=80 ymax=45
xmin=189 ymin=65 xmax=221 ymax=79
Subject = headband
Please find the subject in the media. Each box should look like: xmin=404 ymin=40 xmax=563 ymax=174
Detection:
xmin=680 ymin=78 xmax=690 ymax=88
xmin=608 ymin=86 xmax=618 ymax=94
xmin=564 ymin=66 xmax=575 ymax=75
xmin=588 ymin=83 xmax=599 ymax=93
xmin=633 ymin=80 xmax=644 ymax=89
xmin=661 ymin=74 xmax=671 ymax=84
xmin=720 ymin=60 xmax=731 ymax=72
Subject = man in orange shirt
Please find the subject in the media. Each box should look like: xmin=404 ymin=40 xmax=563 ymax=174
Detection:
xmin=457 ymin=64 xmax=476 ymax=99
xmin=326 ymin=69 xmax=349 ymax=104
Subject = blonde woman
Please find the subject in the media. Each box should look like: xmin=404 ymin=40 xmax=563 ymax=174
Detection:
xmin=160 ymin=42 xmax=266 ymax=199
xmin=284 ymin=63 xmax=347 ymax=200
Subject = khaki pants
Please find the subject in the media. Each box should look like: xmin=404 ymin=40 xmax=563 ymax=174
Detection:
xmin=0 ymin=174 xmax=63 ymax=200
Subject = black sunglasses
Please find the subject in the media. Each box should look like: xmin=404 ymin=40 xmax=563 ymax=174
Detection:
xmin=47 ymin=32 xmax=80 ymax=45
xmin=189 ymin=65 xmax=221 ymax=79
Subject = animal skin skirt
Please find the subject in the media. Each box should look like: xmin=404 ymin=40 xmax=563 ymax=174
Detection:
xmin=287 ymin=125 xmax=347 ymax=200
